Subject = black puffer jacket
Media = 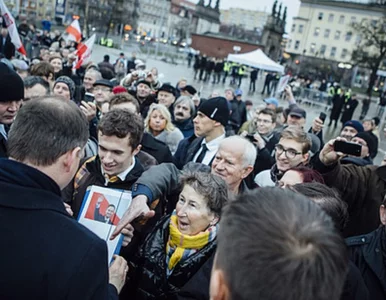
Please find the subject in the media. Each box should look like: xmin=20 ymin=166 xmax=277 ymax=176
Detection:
xmin=125 ymin=215 xmax=216 ymax=300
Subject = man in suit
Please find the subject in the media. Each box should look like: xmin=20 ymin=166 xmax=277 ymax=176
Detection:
xmin=0 ymin=62 xmax=24 ymax=158
xmin=0 ymin=27 xmax=15 ymax=59
xmin=104 ymin=204 xmax=116 ymax=225
xmin=173 ymin=97 xmax=230 ymax=169
xmin=0 ymin=96 xmax=128 ymax=299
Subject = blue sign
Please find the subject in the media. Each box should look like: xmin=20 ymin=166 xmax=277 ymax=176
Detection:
xmin=55 ymin=0 xmax=66 ymax=17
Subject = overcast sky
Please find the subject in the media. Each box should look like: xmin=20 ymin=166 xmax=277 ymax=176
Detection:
xmin=194 ymin=0 xmax=301 ymax=32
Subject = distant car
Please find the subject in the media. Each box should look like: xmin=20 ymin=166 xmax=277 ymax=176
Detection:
xmin=178 ymin=47 xmax=198 ymax=55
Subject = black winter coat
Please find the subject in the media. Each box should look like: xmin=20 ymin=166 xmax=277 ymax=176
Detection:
xmin=0 ymin=159 xmax=118 ymax=300
xmin=125 ymin=215 xmax=216 ymax=300
xmin=346 ymin=227 xmax=386 ymax=300
xmin=341 ymin=99 xmax=359 ymax=124
xmin=330 ymin=94 xmax=345 ymax=121
xmin=141 ymin=132 xmax=174 ymax=164
xmin=0 ymin=133 xmax=6 ymax=158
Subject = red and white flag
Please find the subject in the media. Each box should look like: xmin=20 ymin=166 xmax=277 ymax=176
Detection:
xmin=66 ymin=19 xmax=82 ymax=43
xmin=74 ymin=34 xmax=96 ymax=69
xmin=0 ymin=0 xmax=26 ymax=56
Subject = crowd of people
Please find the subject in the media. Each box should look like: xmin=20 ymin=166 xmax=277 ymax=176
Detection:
xmin=1 ymin=19 xmax=386 ymax=300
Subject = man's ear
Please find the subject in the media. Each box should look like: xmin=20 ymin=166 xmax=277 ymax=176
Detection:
xmin=380 ymin=205 xmax=386 ymax=225
xmin=63 ymin=147 xmax=81 ymax=173
xmin=302 ymin=152 xmax=310 ymax=164
xmin=241 ymin=165 xmax=254 ymax=179
xmin=132 ymin=144 xmax=142 ymax=156
xmin=210 ymin=269 xmax=230 ymax=300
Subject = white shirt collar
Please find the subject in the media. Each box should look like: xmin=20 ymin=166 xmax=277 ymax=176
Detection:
xmin=102 ymin=156 xmax=136 ymax=185
xmin=202 ymin=133 xmax=226 ymax=151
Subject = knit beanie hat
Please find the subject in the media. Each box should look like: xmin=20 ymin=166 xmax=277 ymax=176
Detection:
xmin=0 ymin=62 xmax=24 ymax=102
xmin=136 ymin=79 xmax=151 ymax=89
xmin=343 ymin=120 xmax=364 ymax=133
xmin=355 ymin=132 xmax=377 ymax=157
xmin=112 ymin=85 xmax=128 ymax=95
xmin=54 ymin=76 xmax=75 ymax=100
xmin=198 ymin=96 xmax=230 ymax=127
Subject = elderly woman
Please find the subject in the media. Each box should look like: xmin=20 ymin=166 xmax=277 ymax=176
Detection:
xmin=145 ymin=103 xmax=183 ymax=154
xmin=126 ymin=171 xmax=228 ymax=299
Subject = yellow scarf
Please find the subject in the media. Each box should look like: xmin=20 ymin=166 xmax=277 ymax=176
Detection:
xmin=166 ymin=213 xmax=216 ymax=272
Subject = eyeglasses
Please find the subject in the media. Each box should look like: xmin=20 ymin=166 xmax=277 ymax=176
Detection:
xmin=256 ymin=118 xmax=272 ymax=125
xmin=275 ymin=144 xmax=302 ymax=159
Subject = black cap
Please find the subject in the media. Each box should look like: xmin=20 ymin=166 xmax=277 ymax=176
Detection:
xmin=289 ymin=106 xmax=306 ymax=119
xmin=355 ymin=132 xmax=377 ymax=158
xmin=136 ymin=79 xmax=151 ymax=89
xmin=158 ymin=83 xmax=176 ymax=97
xmin=0 ymin=62 xmax=24 ymax=102
xmin=198 ymin=97 xmax=230 ymax=127
xmin=181 ymin=85 xmax=197 ymax=95
xmin=93 ymin=79 xmax=113 ymax=89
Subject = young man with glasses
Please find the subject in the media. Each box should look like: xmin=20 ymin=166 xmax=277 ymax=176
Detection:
xmin=254 ymin=126 xmax=311 ymax=187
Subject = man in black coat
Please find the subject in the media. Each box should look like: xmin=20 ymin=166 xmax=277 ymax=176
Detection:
xmin=346 ymin=197 xmax=386 ymax=300
xmin=341 ymin=93 xmax=359 ymax=125
xmin=329 ymin=88 xmax=345 ymax=127
xmin=0 ymin=62 xmax=24 ymax=158
xmin=0 ymin=27 xmax=15 ymax=59
xmin=0 ymin=97 xmax=127 ymax=299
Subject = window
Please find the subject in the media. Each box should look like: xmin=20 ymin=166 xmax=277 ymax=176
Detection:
xmin=345 ymin=31 xmax=352 ymax=42
xmin=324 ymin=29 xmax=330 ymax=38
xmin=355 ymin=34 xmax=362 ymax=45
xmin=287 ymin=39 xmax=292 ymax=49
xmin=291 ymin=24 xmax=296 ymax=33
xmin=328 ymin=14 xmax=334 ymax=22
xmin=334 ymin=30 xmax=341 ymax=40
xmin=330 ymin=47 xmax=337 ymax=57
xmin=310 ymin=43 xmax=316 ymax=54
xmin=339 ymin=15 xmax=345 ymax=24
xmin=294 ymin=40 xmax=300 ymax=50
xmin=318 ymin=12 xmax=323 ymax=20
xmin=314 ymin=27 xmax=320 ymax=37
xmin=298 ymin=24 xmax=304 ymax=34
xmin=320 ymin=45 xmax=327 ymax=55
xmin=341 ymin=49 xmax=348 ymax=59
xmin=351 ymin=16 xmax=357 ymax=24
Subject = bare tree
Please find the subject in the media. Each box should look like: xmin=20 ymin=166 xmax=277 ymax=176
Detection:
xmin=351 ymin=17 xmax=386 ymax=96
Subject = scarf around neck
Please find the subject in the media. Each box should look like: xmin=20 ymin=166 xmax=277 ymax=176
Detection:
xmin=166 ymin=210 xmax=217 ymax=276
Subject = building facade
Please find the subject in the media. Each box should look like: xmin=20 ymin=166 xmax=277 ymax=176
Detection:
xmin=220 ymin=7 xmax=269 ymax=33
xmin=286 ymin=0 xmax=385 ymax=63
xmin=136 ymin=0 xmax=171 ymax=37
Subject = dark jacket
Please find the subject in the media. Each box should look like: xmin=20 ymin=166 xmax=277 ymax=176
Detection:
xmin=229 ymin=99 xmax=241 ymax=132
xmin=341 ymin=99 xmax=359 ymax=124
xmin=0 ymin=35 xmax=15 ymax=59
xmin=235 ymin=100 xmax=247 ymax=129
xmin=330 ymin=94 xmax=345 ymax=121
xmin=173 ymin=118 xmax=194 ymax=138
xmin=346 ymin=227 xmax=386 ymax=300
xmin=129 ymin=90 xmax=157 ymax=118
xmin=0 ymin=133 xmax=6 ymax=158
xmin=250 ymin=69 xmax=258 ymax=81
xmin=0 ymin=159 xmax=117 ymax=300
xmin=313 ymin=157 xmax=386 ymax=237
xmin=341 ymin=261 xmax=369 ymax=300
xmin=173 ymin=135 xmax=204 ymax=169
xmin=253 ymin=132 xmax=279 ymax=175
xmin=341 ymin=156 xmax=373 ymax=166
xmin=141 ymin=132 xmax=173 ymax=164
xmin=126 ymin=215 xmax=216 ymax=300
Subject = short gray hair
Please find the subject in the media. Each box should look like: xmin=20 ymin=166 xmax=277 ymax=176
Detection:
xmin=174 ymin=95 xmax=195 ymax=116
xmin=85 ymin=69 xmax=102 ymax=81
xmin=220 ymin=136 xmax=257 ymax=168
xmin=180 ymin=171 xmax=229 ymax=217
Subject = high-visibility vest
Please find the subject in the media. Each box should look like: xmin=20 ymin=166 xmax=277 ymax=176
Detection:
xmin=100 ymin=37 xmax=106 ymax=45
xmin=344 ymin=91 xmax=351 ymax=103
xmin=328 ymin=86 xmax=335 ymax=96
xmin=238 ymin=65 xmax=245 ymax=75
xmin=106 ymin=39 xmax=113 ymax=47
xmin=223 ymin=62 xmax=231 ymax=72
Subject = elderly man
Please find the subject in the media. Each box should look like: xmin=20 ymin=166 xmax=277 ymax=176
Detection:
xmin=0 ymin=62 xmax=24 ymax=157
xmin=173 ymin=96 xmax=195 ymax=138
xmin=93 ymin=79 xmax=114 ymax=108
xmin=157 ymin=83 xmax=176 ymax=115
xmin=110 ymin=135 xmax=256 ymax=241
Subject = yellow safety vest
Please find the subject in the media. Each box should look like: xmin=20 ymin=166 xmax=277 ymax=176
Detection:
xmin=106 ymin=39 xmax=113 ymax=47
xmin=238 ymin=66 xmax=245 ymax=75
xmin=223 ymin=62 xmax=231 ymax=72
xmin=100 ymin=37 xmax=106 ymax=45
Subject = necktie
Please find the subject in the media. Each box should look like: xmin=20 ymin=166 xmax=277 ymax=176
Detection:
xmin=196 ymin=144 xmax=208 ymax=163
xmin=106 ymin=175 xmax=120 ymax=183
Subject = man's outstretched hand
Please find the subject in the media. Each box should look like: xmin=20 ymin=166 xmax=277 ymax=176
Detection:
xmin=110 ymin=195 xmax=155 ymax=240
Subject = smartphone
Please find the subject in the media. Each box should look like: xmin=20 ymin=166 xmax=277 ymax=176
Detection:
xmin=246 ymin=134 xmax=255 ymax=142
xmin=334 ymin=140 xmax=362 ymax=156
xmin=84 ymin=92 xmax=95 ymax=103
xmin=319 ymin=112 xmax=327 ymax=123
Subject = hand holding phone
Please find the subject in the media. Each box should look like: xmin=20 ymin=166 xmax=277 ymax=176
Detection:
xmin=84 ymin=92 xmax=95 ymax=103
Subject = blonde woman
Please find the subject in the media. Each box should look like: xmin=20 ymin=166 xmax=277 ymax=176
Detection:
xmin=145 ymin=104 xmax=184 ymax=154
